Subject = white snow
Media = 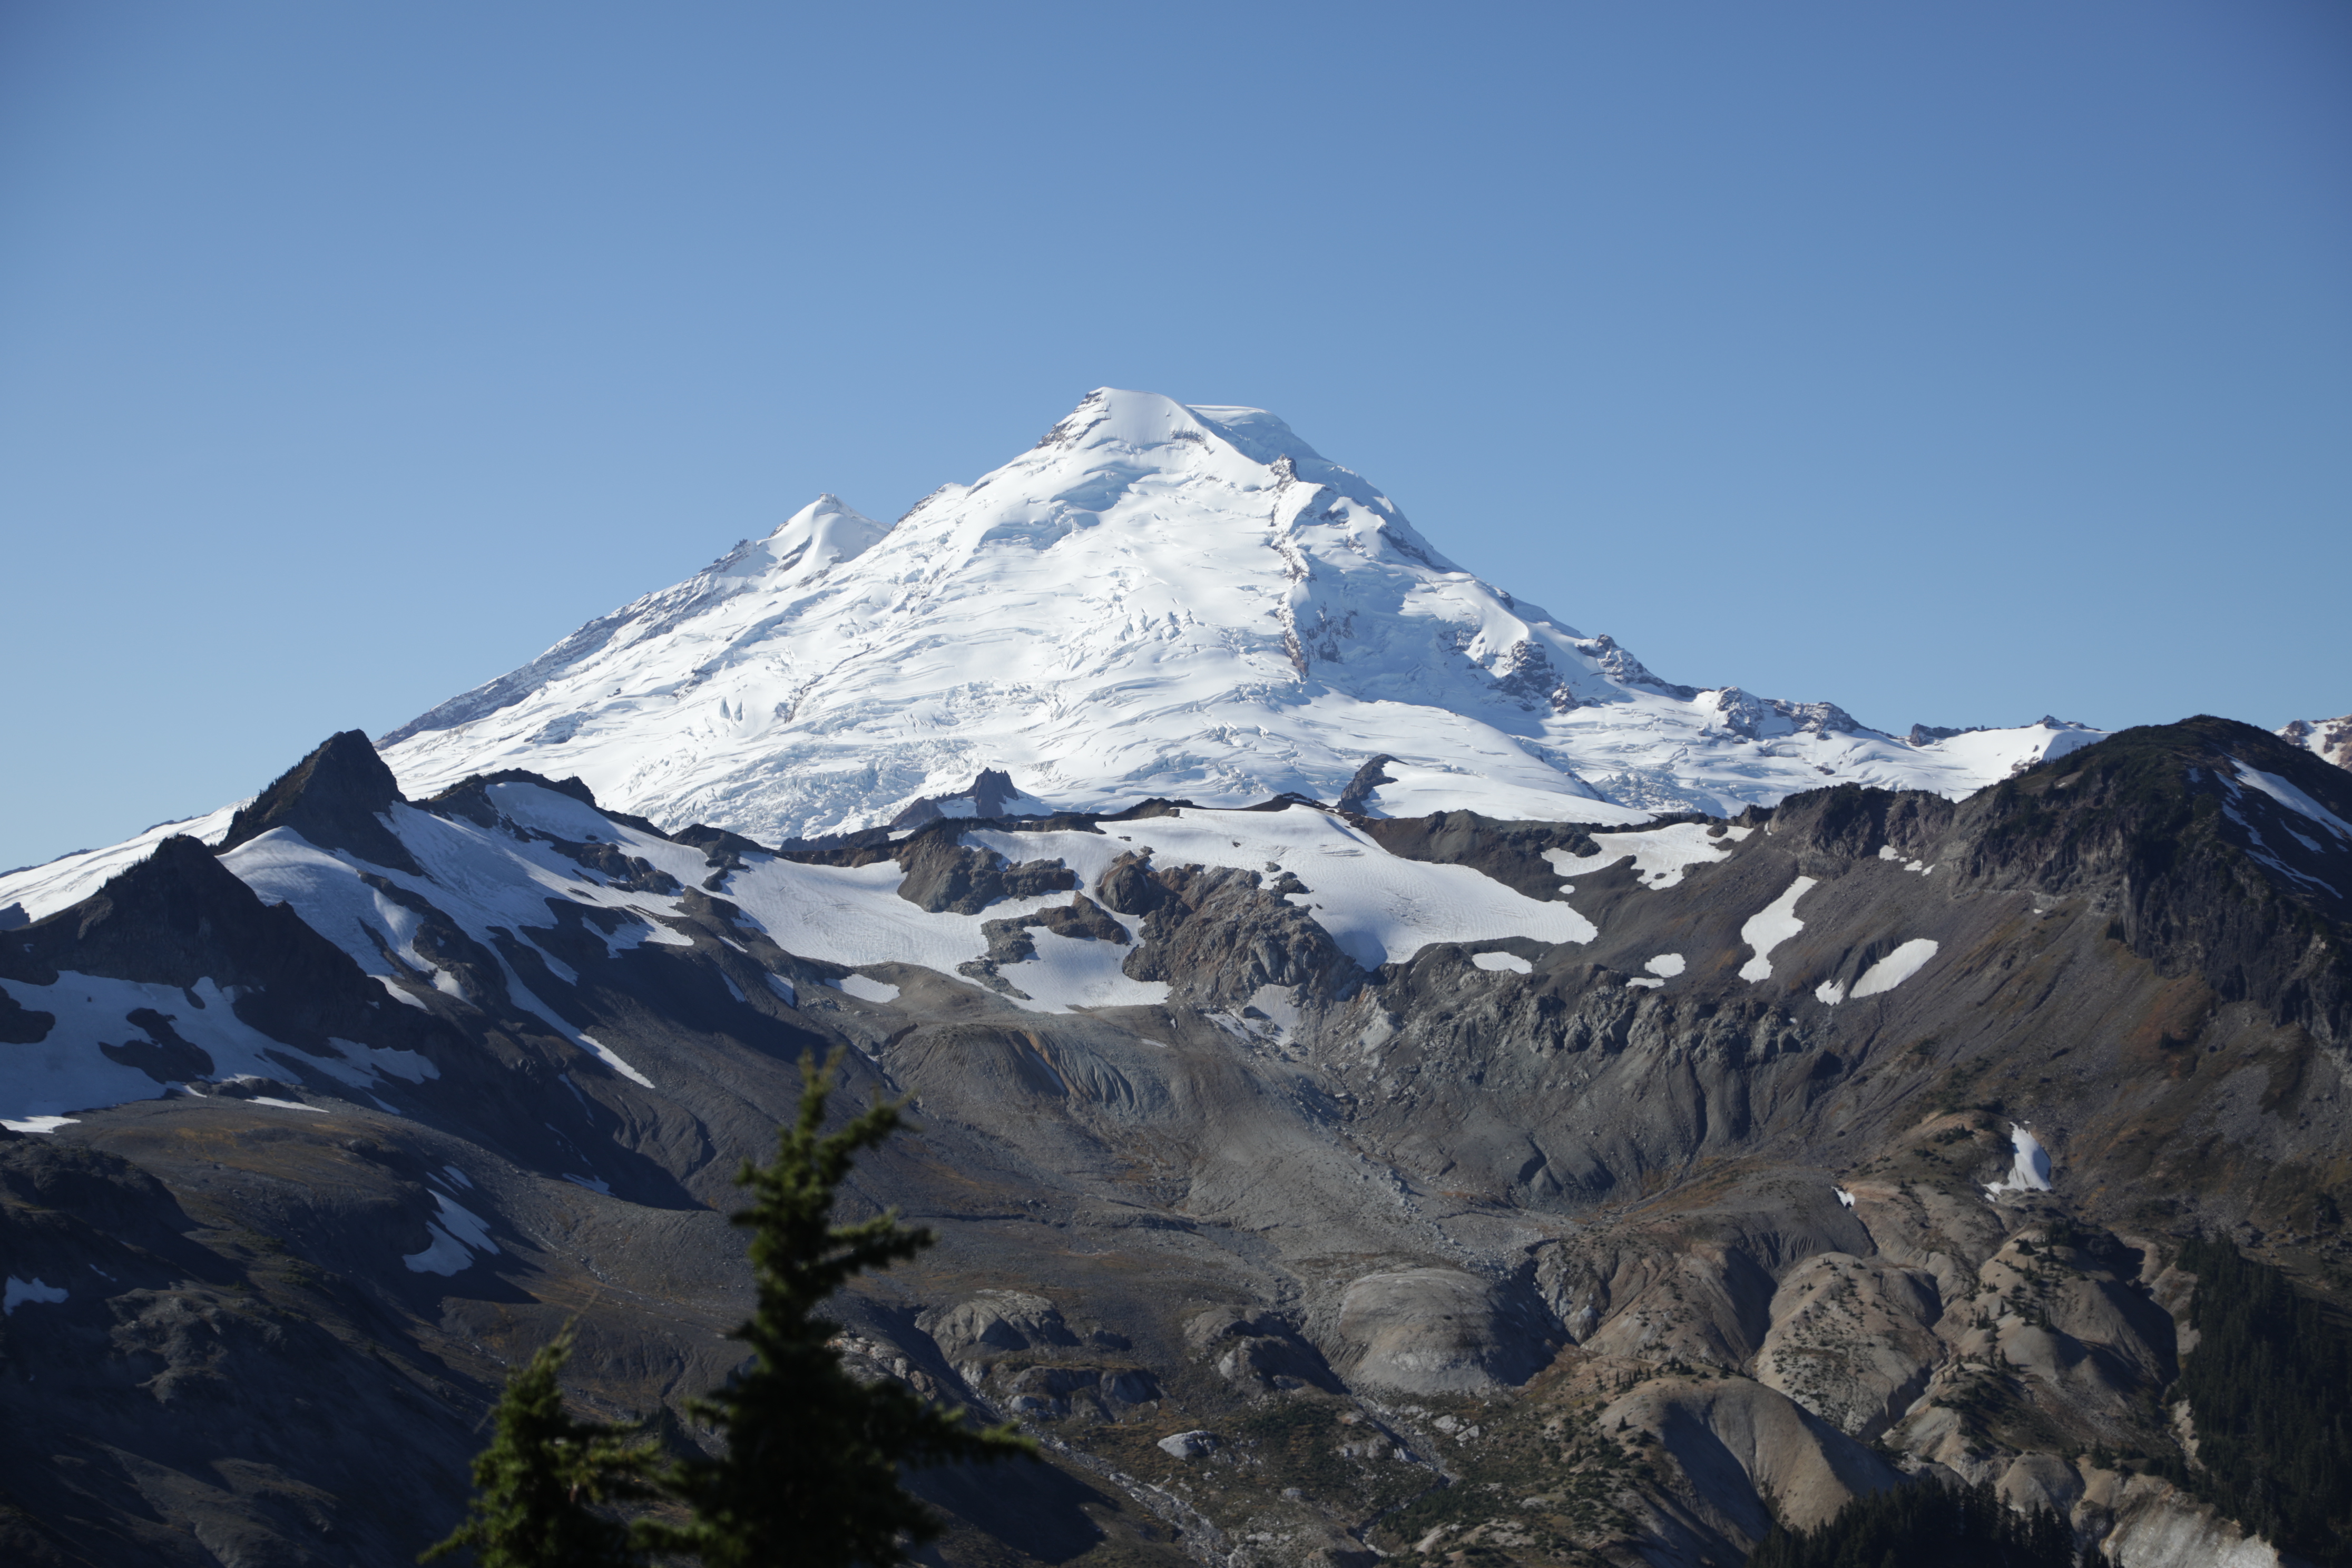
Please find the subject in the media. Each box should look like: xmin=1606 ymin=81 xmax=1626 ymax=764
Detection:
xmin=1737 ymin=876 xmax=1818 ymax=982
xmin=975 ymin=806 xmax=1599 ymax=971
xmin=1472 ymin=952 xmax=1532 ymax=974
xmin=1644 ymin=953 xmax=1685 ymax=978
xmin=831 ymin=975 xmax=901 ymax=1005
xmin=3 ymin=1277 xmax=68 ymax=1315
xmin=402 ymin=1191 xmax=500 ymax=1275
xmin=2230 ymin=759 xmax=2352 ymax=842
xmin=440 ymin=1164 xmax=473 ymax=1189
xmin=765 ymin=973 xmax=797 ymax=1007
xmin=219 ymin=794 xmax=693 ymax=1087
xmin=0 ymin=798 xmax=246 ymax=924
xmin=1625 ymin=976 xmax=1665 ymax=989
xmin=0 ymin=972 xmax=351 ymax=1123
xmin=1853 ymin=939 xmax=1940 ymax=998
xmin=1985 ymin=1124 xmax=2055 ymax=1199
xmin=247 ymin=1096 xmax=328 ymax=1114
xmin=1548 ymin=824 xmax=1751 ymax=890
xmin=362 ymin=388 xmax=2100 ymax=845
xmin=1834 ymin=1188 xmax=1856 ymax=1209
xmin=720 ymin=805 xmax=1593 ymax=1014
xmin=1 ymin=1115 xmax=78 ymax=1134
xmin=575 ymin=1034 xmax=653 ymax=1088
xmin=1815 ymin=980 xmax=1848 ymax=1005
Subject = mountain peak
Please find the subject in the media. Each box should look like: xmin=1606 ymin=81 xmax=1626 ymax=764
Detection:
xmin=371 ymin=393 xmax=2105 ymax=842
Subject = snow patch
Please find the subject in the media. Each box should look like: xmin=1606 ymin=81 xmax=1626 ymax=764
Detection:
xmin=3 ymin=1277 xmax=68 ymax=1315
xmin=831 ymin=974 xmax=901 ymax=1005
xmin=1737 ymin=876 xmax=1818 ymax=983
xmin=1472 ymin=952 xmax=1532 ymax=974
xmin=1985 ymin=1125 xmax=2055 ymax=1199
xmin=402 ymin=1192 xmax=500 ymax=1276
xmin=0 ymin=973 xmax=341 ymax=1123
xmin=575 ymin=1033 xmax=654 ymax=1089
xmin=1853 ymin=939 xmax=1939 ymax=998
xmin=1 ymin=1116 xmax=78 ymax=1134
xmin=2230 ymin=759 xmax=2352 ymax=842
xmin=1644 ymin=953 xmax=1685 ymax=978
xmin=1834 ymin=1188 xmax=1856 ymax=1209
xmin=1546 ymin=823 xmax=1751 ymax=891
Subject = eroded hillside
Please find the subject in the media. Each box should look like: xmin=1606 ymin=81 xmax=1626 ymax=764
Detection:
xmin=2 ymin=717 xmax=2348 ymax=1567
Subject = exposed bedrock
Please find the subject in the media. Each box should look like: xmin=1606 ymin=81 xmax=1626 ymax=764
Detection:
xmin=1332 ymin=1267 xmax=1559 ymax=1394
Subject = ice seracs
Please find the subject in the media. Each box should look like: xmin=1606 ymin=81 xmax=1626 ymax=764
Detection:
xmin=365 ymin=387 xmax=2109 ymax=847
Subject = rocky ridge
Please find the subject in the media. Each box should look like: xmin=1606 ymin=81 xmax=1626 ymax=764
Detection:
xmin=0 ymin=716 xmax=2347 ymax=1567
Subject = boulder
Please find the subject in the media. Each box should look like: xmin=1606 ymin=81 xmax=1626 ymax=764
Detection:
xmin=1334 ymin=1267 xmax=1547 ymax=1395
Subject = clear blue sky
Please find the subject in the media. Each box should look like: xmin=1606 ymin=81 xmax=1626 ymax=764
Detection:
xmin=3 ymin=2 xmax=2347 ymax=873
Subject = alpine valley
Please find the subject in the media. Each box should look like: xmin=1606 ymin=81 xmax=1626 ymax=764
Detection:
xmin=3 ymin=392 xmax=2349 ymax=1568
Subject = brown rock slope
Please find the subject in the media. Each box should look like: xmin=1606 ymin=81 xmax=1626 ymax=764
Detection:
xmin=0 ymin=716 xmax=2345 ymax=1566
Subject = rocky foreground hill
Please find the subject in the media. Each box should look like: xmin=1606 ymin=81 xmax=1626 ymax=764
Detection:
xmin=2 ymin=714 xmax=2348 ymax=1567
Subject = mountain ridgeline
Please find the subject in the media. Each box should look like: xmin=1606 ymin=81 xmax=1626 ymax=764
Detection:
xmin=1 ymin=710 xmax=2348 ymax=1567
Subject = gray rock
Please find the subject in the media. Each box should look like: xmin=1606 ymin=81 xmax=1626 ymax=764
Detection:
xmin=1334 ymin=1267 xmax=1545 ymax=1395
xmin=1157 ymin=1429 xmax=1219 ymax=1459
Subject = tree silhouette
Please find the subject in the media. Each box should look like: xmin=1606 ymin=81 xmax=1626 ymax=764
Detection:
xmin=420 ymin=1323 xmax=652 ymax=1568
xmin=643 ymin=1048 xmax=1035 ymax=1567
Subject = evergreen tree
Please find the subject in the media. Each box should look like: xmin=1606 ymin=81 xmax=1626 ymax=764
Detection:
xmin=420 ymin=1324 xmax=652 ymax=1568
xmin=2163 ymin=1234 xmax=2352 ymax=1564
xmin=644 ymin=1048 xmax=1035 ymax=1568
xmin=1747 ymin=1479 xmax=2095 ymax=1568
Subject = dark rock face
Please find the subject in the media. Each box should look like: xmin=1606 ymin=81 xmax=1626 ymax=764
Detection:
xmin=420 ymin=767 xmax=599 ymax=827
xmin=1334 ymin=754 xmax=1396 ymax=815
xmin=892 ymin=828 xmax=1077 ymax=914
xmin=888 ymin=767 xmax=1038 ymax=829
xmin=97 ymin=1008 xmax=215 ymax=1084
xmin=1353 ymin=808 xmax=1601 ymax=900
xmin=218 ymin=729 xmax=422 ymax=874
xmin=1943 ymin=715 xmax=2352 ymax=1048
xmin=1118 ymin=861 xmax=1364 ymax=1007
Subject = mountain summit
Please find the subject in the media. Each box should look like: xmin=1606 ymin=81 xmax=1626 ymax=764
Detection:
xmin=379 ymin=389 xmax=2095 ymax=843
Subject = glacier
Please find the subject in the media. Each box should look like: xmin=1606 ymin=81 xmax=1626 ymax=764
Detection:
xmin=369 ymin=388 xmax=2102 ymax=845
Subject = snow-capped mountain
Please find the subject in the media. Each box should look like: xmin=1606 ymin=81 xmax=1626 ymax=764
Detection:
xmin=376 ymin=389 xmax=2100 ymax=843
xmin=2280 ymin=713 xmax=2352 ymax=773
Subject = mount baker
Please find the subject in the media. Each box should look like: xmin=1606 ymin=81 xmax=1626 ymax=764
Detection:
xmin=377 ymin=388 xmax=2099 ymax=844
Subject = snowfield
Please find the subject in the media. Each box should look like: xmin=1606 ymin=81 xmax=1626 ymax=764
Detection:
xmin=724 ymin=803 xmax=1598 ymax=1012
xmin=350 ymin=388 xmax=2102 ymax=848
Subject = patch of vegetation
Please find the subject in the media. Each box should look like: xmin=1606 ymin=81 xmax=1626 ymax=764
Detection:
xmin=1363 ymin=1397 xmax=1640 ymax=1561
xmin=2161 ymin=1237 xmax=2352 ymax=1565
xmin=1749 ymin=1479 xmax=2104 ymax=1567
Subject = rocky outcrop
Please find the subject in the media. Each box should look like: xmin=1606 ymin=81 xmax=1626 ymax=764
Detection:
xmin=1115 ymin=860 xmax=1364 ymax=1007
xmin=1752 ymin=1252 xmax=1943 ymax=1439
xmin=1600 ymin=1374 xmax=1900 ymax=1538
xmin=2278 ymin=713 xmax=2352 ymax=773
xmin=217 ymin=730 xmax=422 ymax=874
xmin=893 ymin=830 xmax=1077 ymax=915
xmin=1333 ymin=1268 xmax=1554 ymax=1394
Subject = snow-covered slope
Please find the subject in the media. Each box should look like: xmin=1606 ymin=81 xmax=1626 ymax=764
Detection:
xmin=0 ymin=799 xmax=246 ymax=928
xmin=372 ymin=391 xmax=2100 ymax=843
xmin=2279 ymin=714 xmax=2352 ymax=773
